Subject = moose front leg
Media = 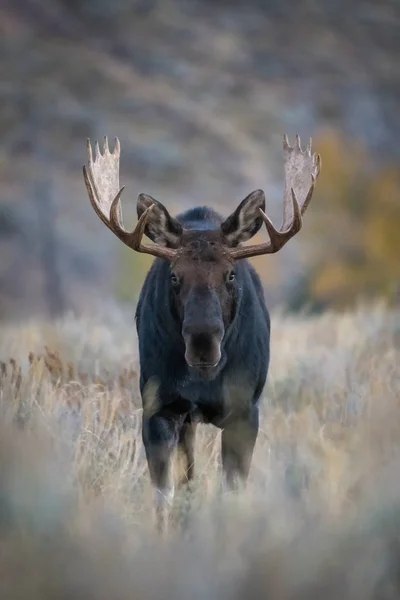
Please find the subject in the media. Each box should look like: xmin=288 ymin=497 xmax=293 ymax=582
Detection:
xmin=177 ymin=418 xmax=197 ymax=486
xmin=172 ymin=418 xmax=197 ymax=532
xmin=142 ymin=412 xmax=181 ymax=534
xmin=221 ymin=405 xmax=259 ymax=491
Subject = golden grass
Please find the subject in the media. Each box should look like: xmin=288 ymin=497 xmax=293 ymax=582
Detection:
xmin=0 ymin=301 xmax=399 ymax=598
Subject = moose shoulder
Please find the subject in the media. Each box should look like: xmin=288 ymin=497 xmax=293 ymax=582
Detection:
xmin=82 ymin=134 xmax=321 ymax=531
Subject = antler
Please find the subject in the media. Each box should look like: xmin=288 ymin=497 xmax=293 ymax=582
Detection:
xmin=229 ymin=134 xmax=321 ymax=260
xmin=83 ymin=137 xmax=177 ymax=260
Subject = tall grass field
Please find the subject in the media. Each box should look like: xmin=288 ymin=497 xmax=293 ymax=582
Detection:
xmin=0 ymin=301 xmax=399 ymax=599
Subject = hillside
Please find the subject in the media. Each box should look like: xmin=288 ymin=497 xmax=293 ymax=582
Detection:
xmin=1 ymin=0 xmax=400 ymax=318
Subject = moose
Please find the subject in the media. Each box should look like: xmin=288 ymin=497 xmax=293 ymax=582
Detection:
xmin=83 ymin=134 xmax=321 ymax=529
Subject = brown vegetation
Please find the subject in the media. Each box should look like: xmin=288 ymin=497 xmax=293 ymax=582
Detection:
xmin=0 ymin=302 xmax=399 ymax=597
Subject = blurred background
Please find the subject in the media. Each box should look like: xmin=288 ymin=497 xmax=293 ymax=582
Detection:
xmin=0 ymin=0 xmax=399 ymax=321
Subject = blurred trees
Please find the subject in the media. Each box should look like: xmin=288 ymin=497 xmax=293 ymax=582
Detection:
xmin=2 ymin=0 xmax=400 ymax=318
xmin=115 ymin=245 xmax=153 ymax=304
xmin=33 ymin=180 xmax=66 ymax=318
xmin=288 ymin=129 xmax=400 ymax=312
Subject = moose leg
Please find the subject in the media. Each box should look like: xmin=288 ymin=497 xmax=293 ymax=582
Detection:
xmin=142 ymin=412 xmax=181 ymax=534
xmin=174 ymin=418 xmax=197 ymax=532
xmin=177 ymin=418 xmax=197 ymax=486
xmin=221 ymin=405 xmax=259 ymax=491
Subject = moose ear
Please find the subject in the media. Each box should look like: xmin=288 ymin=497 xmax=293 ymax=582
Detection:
xmin=221 ymin=190 xmax=266 ymax=247
xmin=137 ymin=194 xmax=183 ymax=248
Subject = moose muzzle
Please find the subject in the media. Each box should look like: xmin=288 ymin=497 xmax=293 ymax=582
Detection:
xmin=182 ymin=288 xmax=224 ymax=370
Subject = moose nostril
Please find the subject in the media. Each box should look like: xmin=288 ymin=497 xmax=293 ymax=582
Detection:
xmin=190 ymin=333 xmax=215 ymax=354
xmin=184 ymin=331 xmax=222 ymax=368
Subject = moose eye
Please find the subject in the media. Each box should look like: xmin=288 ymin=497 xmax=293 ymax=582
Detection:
xmin=227 ymin=270 xmax=236 ymax=283
xmin=170 ymin=272 xmax=180 ymax=287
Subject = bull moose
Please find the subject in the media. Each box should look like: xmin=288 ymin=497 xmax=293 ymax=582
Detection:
xmin=83 ymin=134 xmax=321 ymax=529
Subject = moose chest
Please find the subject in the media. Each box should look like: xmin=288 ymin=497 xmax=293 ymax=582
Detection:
xmin=174 ymin=364 xmax=257 ymax=428
xmin=175 ymin=372 xmax=225 ymax=425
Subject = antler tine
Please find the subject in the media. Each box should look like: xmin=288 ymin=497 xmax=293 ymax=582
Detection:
xmin=281 ymin=133 xmax=321 ymax=229
xmin=83 ymin=137 xmax=177 ymax=261
xmin=83 ymin=136 xmax=125 ymax=233
xmin=229 ymin=133 xmax=321 ymax=260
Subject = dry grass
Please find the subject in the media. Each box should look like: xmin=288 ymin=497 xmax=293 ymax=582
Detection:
xmin=0 ymin=301 xmax=400 ymax=598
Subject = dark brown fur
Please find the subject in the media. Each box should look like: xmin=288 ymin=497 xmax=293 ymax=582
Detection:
xmin=135 ymin=200 xmax=271 ymax=529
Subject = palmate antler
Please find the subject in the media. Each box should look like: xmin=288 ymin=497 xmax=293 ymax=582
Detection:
xmin=228 ymin=134 xmax=321 ymax=260
xmin=83 ymin=137 xmax=176 ymax=260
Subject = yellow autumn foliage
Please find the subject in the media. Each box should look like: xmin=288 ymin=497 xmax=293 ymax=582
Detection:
xmin=115 ymin=244 xmax=154 ymax=304
xmin=299 ymin=128 xmax=400 ymax=310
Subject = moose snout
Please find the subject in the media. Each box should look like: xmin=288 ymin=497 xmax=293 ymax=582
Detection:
xmin=182 ymin=322 xmax=224 ymax=369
